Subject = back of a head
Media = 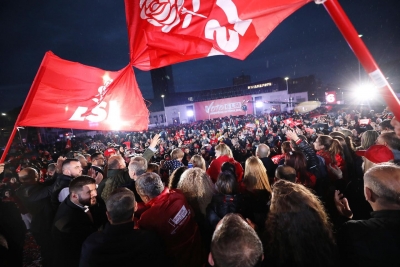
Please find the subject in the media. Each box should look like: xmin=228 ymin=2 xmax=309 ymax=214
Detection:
xmin=18 ymin=167 xmax=38 ymax=183
xmin=62 ymin=158 xmax=79 ymax=171
xmin=171 ymin=148 xmax=184 ymax=160
xmin=47 ymin=163 xmax=56 ymax=172
xmin=129 ymin=159 xmax=147 ymax=177
xmin=221 ymin=162 xmax=236 ymax=178
xmin=135 ymin=172 xmax=164 ymax=200
xmin=168 ymin=166 xmax=188 ymax=189
xmin=211 ymin=213 xmax=263 ymax=267
xmin=265 ymin=180 xmax=335 ymax=266
xmin=364 ymin=163 xmax=400 ymax=208
xmin=131 ymin=156 xmax=148 ymax=170
xmin=106 ymin=188 xmax=136 ymax=224
xmin=379 ymin=132 xmax=400 ymax=150
xmin=380 ymin=119 xmax=394 ymax=131
xmin=215 ymin=143 xmax=233 ymax=157
xmin=361 ymin=130 xmax=379 ymax=150
xmin=190 ymin=155 xmax=206 ymax=171
xmin=108 ymin=155 xmax=125 ymax=169
xmin=256 ymin=144 xmax=270 ymax=158
xmin=244 ymin=156 xmax=271 ymax=192
xmin=216 ymin=171 xmax=239 ymax=195
xmin=275 ymin=165 xmax=296 ymax=183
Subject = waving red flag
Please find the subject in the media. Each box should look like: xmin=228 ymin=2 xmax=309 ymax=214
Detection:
xmin=17 ymin=51 xmax=149 ymax=131
xmin=125 ymin=0 xmax=311 ymax=70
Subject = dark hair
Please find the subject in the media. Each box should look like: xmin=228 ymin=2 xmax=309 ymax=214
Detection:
xmin=168 ymin=166 xmax=188 ymax=189
xmin=275 ymin=165 xmax=296 ymax=183
xmin=136 ymin=172 xmax=164 ymax=199
xmin=211 ymin=214 xmax=263 ymax=267
xmin=379 ymin=132 xmax=400 ymax=150
xmin=69 ymin=176 xmax=96 ymax=194
xmin=380 ymin=119 xmax=394 ymax=131
xmin=62 ymin=158 xmax=79 ymax=169
xmin=216 ymin=171 xmax=239 ymax=195
xmin=284 ymin=151 xmax=311 ymax=186
xmin=106 ymin=188 xmax=135 ymax=224
xmin=90 ymin=152 xmax=103 ymax=161
xmin=263 ymin=180 xmax=337 ymax=266
xmin=317 ymin=135 xmax=343 ymax=164
xmin=221 ymin=162 xmax=236 ymax=177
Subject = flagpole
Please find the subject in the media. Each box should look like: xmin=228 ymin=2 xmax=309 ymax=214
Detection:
xmin=0 ymin=52 xmax=50 ymax=163
xmin=322 ymin=0 xmax=400 ymax=119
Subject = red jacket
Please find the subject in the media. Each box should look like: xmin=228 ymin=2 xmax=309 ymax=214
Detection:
xmin=137 ymin=188 xmax=203 ymax=267
xmin=207 ymin=155 xmax=244 ymax=183
xmin=317 ymin=150 xmax=345 ymax=181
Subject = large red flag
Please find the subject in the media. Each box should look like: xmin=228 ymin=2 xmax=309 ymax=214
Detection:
xmin=125 ymin=0 xmax=311 ymax=70
xmin=17 ymin=51 xmax=149 ymax=131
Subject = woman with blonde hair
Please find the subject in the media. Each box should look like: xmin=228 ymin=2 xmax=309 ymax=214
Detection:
xmin=356 ymin=130 xmax=379 ymax=151
xmin=177 ymin=168 xmax=216 ymax=217
xmin=242 ymin=156 xmax=272 ymax=230
xmin=207 ymin=143 xmax=243 ymax=183
xmin=190 ymin=155 xmax=206 ymax=171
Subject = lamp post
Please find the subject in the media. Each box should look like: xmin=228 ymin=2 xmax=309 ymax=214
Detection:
xmin=161 ymin=95 xmax=167 ymax=126
xmin=285 ymin=77 xmax=291 ymax=108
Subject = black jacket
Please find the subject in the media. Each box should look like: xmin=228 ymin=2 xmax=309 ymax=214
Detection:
xmin=338 ymin=210 xmax=400 ymax=267
xmin=52 ymin=197 xmax=98 ymax=267
xmin=51 ymin=174 xmax=73 ymax=210
xmin=79 ymin=221 xmax=166 ymax=267
xmin=206 ymin=194 xmax=245 ymax=231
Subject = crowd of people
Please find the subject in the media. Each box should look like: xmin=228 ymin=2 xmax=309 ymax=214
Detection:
xmin=1 ymin=106 xmax=400 ymax=267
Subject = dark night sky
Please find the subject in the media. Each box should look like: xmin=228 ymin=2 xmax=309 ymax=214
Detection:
xmin=0 ymin=0 xmax=399 ymax=112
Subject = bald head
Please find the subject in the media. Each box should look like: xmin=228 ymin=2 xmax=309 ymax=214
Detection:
xmin=18 ymin=167 xmax=38 ymax=183
xmin=256 ymin=144 xmax=270 ymax=158
xmin=108 ymin=155 xmax=126 ymax=170
xmin=275 ymin=165 xmax=297 ymax=183
xmin=364 ymin=163 xmax=400 ymax=208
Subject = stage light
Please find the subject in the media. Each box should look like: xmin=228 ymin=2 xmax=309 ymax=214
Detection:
xmin=353 ymin=83 xmax=376 ymax=101
xmin=255 ymin=101 xmax=263 ymax=108
xmin=186 ymin=110 xmax=194 ymax=117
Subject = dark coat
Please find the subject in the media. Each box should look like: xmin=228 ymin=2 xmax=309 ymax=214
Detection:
xmin=259 ymin=157 xmax=277 ymax=184
xmin=79 ymin=221 xmax=167 ymax=267
xmin=51 ymin=174 xmax=73 ymax=210
xmin=338 ymin=210 xmax=400 ymax=267
xmin=206 ymin=193 xmax=245 ymax=231
xmin=52 ymin=197 xmax=98 ymax=267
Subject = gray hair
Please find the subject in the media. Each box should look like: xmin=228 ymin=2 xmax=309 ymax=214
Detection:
xmin=135 ymin=172 xmax=164 ymax=199
xmin=106 ymin=188 xmax=135 ymax=224
xmin=128 ymin=160 xmax=147 ymax=176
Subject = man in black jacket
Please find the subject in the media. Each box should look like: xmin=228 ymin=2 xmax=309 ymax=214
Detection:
xmin=256 ymin=144 xmax=276 ymax=184
xmin=80 ymin=188 xmax=166 ymax=266
xmin=52 ymin=176 xmax=99 ymax=267
xmin=335 ymin=163 xmax=400 ymax=267
xmin=15 ymin=167 xmax=54 ymax=266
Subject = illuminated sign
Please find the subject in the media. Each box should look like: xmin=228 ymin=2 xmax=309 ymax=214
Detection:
xmin=248 ymin=82 xmax=272 ymax=89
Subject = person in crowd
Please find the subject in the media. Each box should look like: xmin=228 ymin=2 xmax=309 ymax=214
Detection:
xmin=356 ymin=130 xmax=379 ymax=151
xmin=101 ymin=155 xmax=130 ymax=201
xmin=284 ymin=151 xmax=317 ymax=188
xmin=206 ymin=171 xmax=245 ymax=231
xmin=335 ymin=163 xmax=400 ymax=267
xmin=90 ymin=152 xmax=106 ymax=173
xmin=190 ymin=154 xmax=207 ymax=171
xmin=375 ymin=131 xmax=400 ymax=161
xmin=75 ymin=153 xmax=89 ymax=175
xmin=52 ymin=176 xmax=101 ymax=267
xmin=209 ymin=213 xmax=263 ymax=267
xmin=355 ymin=144 xmax=395 ymax=173
xmin=274 ymin=165 xmax=297 ymax=183
xmin=52 ymin=158 xmax=84 ymax=205
xmin=255 ymin=144 xmax=277 ymax=184
xmin=161 ymin=148 xmax=185 ymax=175
xmin=135 ymin=172 xmax=204 ymax=267
xmin=263 ymin=180 xmax=337 ymax=267
xmin=242 ymin=156 xmax=272 ymax=230
xmin=379 ymin=119 xmax=394 ymax=133
xmin=390 ymin=116 xmax=400 ymax=137
xmin=207 ymin=143 xmax=243 ymax=183
xmin=15 ymin=167 xmax=54 ymax=266
xmin=147 ymin=162 xmax=160 ymax=174
xmin=46 ymin=162 xmax=57 ymax=180
xmin=125 ymin=156 xmax=148 ymax=204
xmin=168 ymin=166 xmax=188 ymax=189
xmin=80 ymin=188 xmax=166 ymax=266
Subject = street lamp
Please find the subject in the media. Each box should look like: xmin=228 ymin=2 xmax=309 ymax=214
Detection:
xmin=161 ymin=95 xmax=167 ymax=125
xmin=285 ymin=77 xmax=291 ymax=108
xmin=1 ymin=113 xmax=6 ymax=116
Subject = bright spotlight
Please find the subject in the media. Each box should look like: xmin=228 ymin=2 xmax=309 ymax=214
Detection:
xmin=353 ymin=83 xmax=377 ymax=101
xmin=186 ymin=110 xmax=194 ymax=117
xmin=255 ymin=101 xmax=263 ymax=108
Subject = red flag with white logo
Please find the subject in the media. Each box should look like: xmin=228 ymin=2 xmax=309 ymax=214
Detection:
xmin=17 ymin=51 xmax=149 ymax=131
xmin=125 ymin=0 xmax=311 ymax=70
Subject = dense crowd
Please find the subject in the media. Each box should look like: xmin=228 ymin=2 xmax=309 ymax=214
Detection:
xmin=1 ymin=106 xmax=400 ymax=267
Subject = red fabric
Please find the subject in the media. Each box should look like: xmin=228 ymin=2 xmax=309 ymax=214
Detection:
xmin=207 ymin=155 xmax=243 ymax=183
xmin=137 ymin=188 xmax=203 ymax=267
xmin=65 ymin=139 xmax=71 ymax=150
xmin=125 ymin=0 xmax=311 ymax=70
xmin=17 ymin=51 xmax=149 ymax=131
xmin=317 ymin=150 xmax=345 ymax=181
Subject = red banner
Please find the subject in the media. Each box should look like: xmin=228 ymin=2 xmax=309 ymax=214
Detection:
xmin=125 ymin=0 xmax=312 ymax=70
xmin=194 ymin=95 xmax=253 ymax=120
xmin=17 ymin=51 xmax=149 ymax=131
